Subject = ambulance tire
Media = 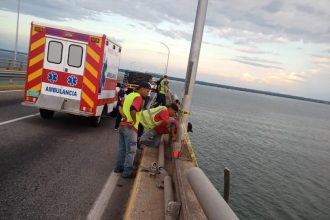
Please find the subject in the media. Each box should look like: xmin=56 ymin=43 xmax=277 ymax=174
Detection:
xmin=91 ymin=116 xmax=102 ymax=127
xmin=40 ymin=109 xmax=54 ymax=119
xmin=91 ymin=105 xmax=106 ymax=127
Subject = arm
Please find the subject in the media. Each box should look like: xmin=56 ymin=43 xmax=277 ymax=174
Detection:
xmin=169 ymin=123 xmax=178 ymax=141
xmin=130 ymin=109 xmax=137 ymax=124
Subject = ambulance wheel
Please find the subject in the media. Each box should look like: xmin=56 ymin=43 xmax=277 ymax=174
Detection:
xmin=40 ymin=109 xmax=54 ymax=119
xmin=91 ymin=116 xmax=102 ymax=127
xmin=91 ymin=105 xmax=106 ymax=127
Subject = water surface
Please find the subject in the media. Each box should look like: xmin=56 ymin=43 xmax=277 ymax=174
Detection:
xmin=170 ymin=80 xmax=330 ymax=220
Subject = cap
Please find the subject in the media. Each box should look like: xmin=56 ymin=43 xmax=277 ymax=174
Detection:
xmin=137 ymin=82 xmax=151 ymax=89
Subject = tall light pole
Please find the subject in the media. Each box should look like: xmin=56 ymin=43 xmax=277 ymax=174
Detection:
xmin=14 ymin=0 xmax=21 ymax=62
xmin=160 ymin=42 xmax=170 ymax=75
xmin=181 ymin=0 xmax=208 ymax=126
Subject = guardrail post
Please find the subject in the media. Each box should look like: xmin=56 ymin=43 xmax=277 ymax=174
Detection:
xmin=224 ymin=167 xmax=230 ymax=203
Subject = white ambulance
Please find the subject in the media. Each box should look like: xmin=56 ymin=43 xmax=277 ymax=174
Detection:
xmin=23 ymin=22 xmax=121 ymax=126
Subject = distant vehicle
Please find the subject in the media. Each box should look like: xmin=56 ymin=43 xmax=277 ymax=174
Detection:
xmin=22 ymin=22 xmax=121 ymax=126
xmin=118 ymin=69 xmax=153 ymax=89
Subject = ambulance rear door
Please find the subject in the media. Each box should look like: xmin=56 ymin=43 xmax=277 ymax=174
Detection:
xmin=42 ymin=37 xmax=87 ymax=101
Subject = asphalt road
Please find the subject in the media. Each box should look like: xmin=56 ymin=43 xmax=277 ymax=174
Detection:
xmin=0 ymin=90 xmax=133 ymax=219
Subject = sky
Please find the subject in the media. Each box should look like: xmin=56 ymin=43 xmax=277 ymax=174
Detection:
xmin=0 ymin=0 xmax=329 ymax=100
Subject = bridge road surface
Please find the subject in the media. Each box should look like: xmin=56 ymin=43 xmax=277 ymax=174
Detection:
xmin=0 ymin=90 xmax=133 ymax=219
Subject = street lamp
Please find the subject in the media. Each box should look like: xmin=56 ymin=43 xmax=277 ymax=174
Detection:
xmin=181 ymin=0 xmax=208 ymax=126
xmin=14 ymin=0 xmax=21 ymax=62
xmin=160 ymin=42 xmax=170 ymax=75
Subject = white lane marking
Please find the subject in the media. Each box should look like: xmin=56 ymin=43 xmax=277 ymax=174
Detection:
xmin=0 ymin=90 xmax=23 ymax=93
xmin=87 ymin=171 xmax=120 ymax=220
xmin=0 ymin=113 xmax=40 ymax=126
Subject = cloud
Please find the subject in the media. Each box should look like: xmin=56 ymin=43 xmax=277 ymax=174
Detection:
xmin=85 ymin=0 xmax=197 ymax=24
xmin=0 ymin=0 xmax=97 ymax=21
xmin=207 ymin=1 xmax=330 ymax=44
xmin=311 ymin=55 xmax=330 ymax=70
xmin=295 ymin=3 xmax=327 ymax=16
xmin=263 ymin=0 xmax=283 ymax=13
xmin=287 ymin=72 xmax=305 ymax=82
xmin=240 ymin=72 xmax=258 ymax=82
xmin=1 ymin=0 xmax=329 ymax=45
xmin=153 ymin=26 xmax=191 ymax=41
xmin=260 ymin=70 xmax=306 ymax=85
xmin=232 ymin=55 xmax=283 ymax=69
xmin=203 ymin=41 xmax=227 ymax=48
xmin=236 ymin=46 xmax=278 ymax=55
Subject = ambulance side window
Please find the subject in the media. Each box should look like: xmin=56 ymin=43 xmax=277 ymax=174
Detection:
xmin=67 ymin=44 xmax=83 ymax=68
xmin=47 ymin=41 xmax=63 ymax=64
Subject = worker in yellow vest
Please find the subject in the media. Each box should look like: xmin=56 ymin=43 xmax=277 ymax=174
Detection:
xmin=114 ymin=82 xmax=151 ymax=178
xmin=139 ymin=103 xmax=179 ymax=147
xmin=158 ymin=75 xmax=169 ymax=106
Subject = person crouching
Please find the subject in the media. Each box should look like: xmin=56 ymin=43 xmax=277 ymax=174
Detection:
xmin=139 ymin=103 xmax=179 ymax=148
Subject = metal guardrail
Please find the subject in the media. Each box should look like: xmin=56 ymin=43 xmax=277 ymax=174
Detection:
xmin=0 ymin=58 xmax=27 ymax=71
xmin=0 ymin=70 xmax=26 ymax=86
xmin=186 ymin=167 xmax=239 ymax=220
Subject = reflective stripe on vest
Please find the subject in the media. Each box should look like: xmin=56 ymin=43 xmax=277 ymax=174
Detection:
xmin=140 ymin=106 xmax=167 ymax=130
xmin=123 ymin=92 xmax=141 ymax=130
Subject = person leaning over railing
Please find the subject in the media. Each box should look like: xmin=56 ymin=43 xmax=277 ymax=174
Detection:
xmin=139 ymin=103 xmax=179 ymax=148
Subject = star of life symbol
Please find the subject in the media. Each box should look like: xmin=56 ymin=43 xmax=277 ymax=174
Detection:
xmin=47 ymin=71 xmax=58 ymax=83
xmin=67 ymin=75 xmax=78 ymax=87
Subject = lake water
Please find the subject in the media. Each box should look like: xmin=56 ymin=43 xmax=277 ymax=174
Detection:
xmin=169 ymin=80 xmax=330 ymax=220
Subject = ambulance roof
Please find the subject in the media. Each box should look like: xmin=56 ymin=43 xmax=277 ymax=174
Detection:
xmin=32 ymin=21 xmax=121 ymax=48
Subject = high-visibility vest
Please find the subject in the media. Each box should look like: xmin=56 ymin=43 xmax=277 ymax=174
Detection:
xmin=139 ymin=106 xmax=167 ymax=131
xmin=122 ymin=92 xmax=141 ymax=130
xmin=159 ymin=79 xmax=167 ymax=94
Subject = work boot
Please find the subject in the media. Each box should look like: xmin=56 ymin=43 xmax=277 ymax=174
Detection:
xmin=122 ymin=170 xmax=137 ymax=179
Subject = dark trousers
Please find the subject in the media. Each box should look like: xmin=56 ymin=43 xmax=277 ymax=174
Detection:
xmin=158 ymin=93 xmax=166 ymax=106
xmin=137 ymin=123 xmax=144 ymax=149
xmin=114 ymin=113 xmax=122 ymax=129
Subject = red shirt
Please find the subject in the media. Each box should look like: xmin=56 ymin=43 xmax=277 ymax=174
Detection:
xmin=120 ymin=96 xmax=143 ymax=132
xmin=154 ymin=109 xmax=170 ymax=123
xmin=155 ymin=119 xmax=178 ymax=134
